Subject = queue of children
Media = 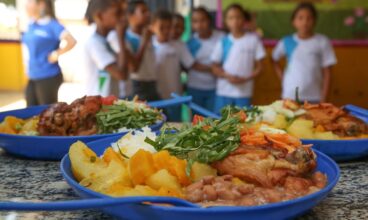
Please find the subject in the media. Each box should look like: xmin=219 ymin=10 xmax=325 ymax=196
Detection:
xmin=82 ymin=0 xmax=337 ymax=121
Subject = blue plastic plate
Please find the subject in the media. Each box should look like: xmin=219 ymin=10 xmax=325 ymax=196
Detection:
xmin=0 ymin=106 xmax=165 ymax=160
xmin=60 ymin=136 xmax=340 ymax=220
xmin=302 ymin=139 xmax=368 ymax=161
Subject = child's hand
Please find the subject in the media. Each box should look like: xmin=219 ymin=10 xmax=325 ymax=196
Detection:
xmin=226 ymin=75 xmax=248 ymax=84
xmin=116 ymin=16 xmax=128 ymax=38
xmin=48 ymin=50 xmax=59 ymax=63
xmin=142 ymin=27 xmax=153 ymax=44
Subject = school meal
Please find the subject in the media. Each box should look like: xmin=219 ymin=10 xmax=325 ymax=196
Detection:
xmin=233 ymin=100 xmax=368 ymax=140
xmin=69 ymin=109 xmax=327 ymax=207
xmin=0 ymin=96 xmax=163 ymax=136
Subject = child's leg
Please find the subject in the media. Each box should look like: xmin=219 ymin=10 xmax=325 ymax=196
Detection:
xmin=215 ymin=95 xmax=233 ymax=114
xmin=204 ymin=90 xmax=216 ymax=112
xmin=188 ymin=88 xmax=216 ymax=115
xmin=165 ymin=105 xmax=182 ymax=122
xmin=234 ymin=97 xmax=252 ymax=108
xmin=132 ymin=80 xmax=160 ymax=101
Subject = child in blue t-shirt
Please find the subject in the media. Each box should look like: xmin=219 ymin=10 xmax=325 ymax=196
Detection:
xmin=22 ymin=0 xmax=76 ymax=106
xmin=211 ymin=4 xmax=265 ymax=113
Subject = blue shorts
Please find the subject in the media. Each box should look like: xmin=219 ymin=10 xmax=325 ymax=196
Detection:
xmin=215 ymin=96 xmax=251 ymax=114
xmin=187 ymin=87 xmax=216 ymax=113
xmin=164 ymin=105 xmax=182 ymax=122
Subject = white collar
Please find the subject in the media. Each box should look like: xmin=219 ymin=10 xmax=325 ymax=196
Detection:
xmin=30 ymin=16 xmax=51 ymax=25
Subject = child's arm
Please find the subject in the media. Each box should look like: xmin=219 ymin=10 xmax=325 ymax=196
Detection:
xmin=129 ymin=27 xmax=152 ymax=72
xmin=192 ymin=63 xmax=213 ymax=73
xmin=211 ymin=63 xmax=227 ymax=78
xmin=227 ymin=59 xmax=264 ymax=84
xmin=321 ymin=66 xmax=332 ymax=102
xmin=272 ymin=60 xmax=284 ymax=80
xmin=105 ymin=21 xmax=129 ymax=80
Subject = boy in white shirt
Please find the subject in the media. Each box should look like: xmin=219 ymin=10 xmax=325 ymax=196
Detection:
xmin=272 ymin=3 xmax=337 ymax=103
xmin=211 ymin=4 xmax=265 ymax=113
xmin=83 ymin=0 xmax=129 ymax=97
xmin=151 ymin=10 xmax=195 ymax=121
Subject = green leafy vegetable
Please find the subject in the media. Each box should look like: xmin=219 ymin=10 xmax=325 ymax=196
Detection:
xmin=96 ymin=101 xmax=162 ymax=134
xmin=221 ymin=105 xmax=261 ymax=123
xmin=145 ymin=114 xmax=241 ymax=175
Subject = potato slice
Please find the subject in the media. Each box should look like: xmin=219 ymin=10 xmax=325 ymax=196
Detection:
xmin=190 ymin=162 xmax=217 ymax=182
xmin=272 ymin=114 xmax=288 ymax=129
xmin=19 ymin=117 xmax=38 ymax=135
xmin=69 ymin=141 xmax=107 ymax=182
xmin=129 ymin=149 xmax=156 ymax=185
xmin=287 ymin=119 xmax=314 ymax=139
xmin=146 ymin=169 xmax=182 ymax=193
xmin=314 ymin=131 xmax=339 ymax=140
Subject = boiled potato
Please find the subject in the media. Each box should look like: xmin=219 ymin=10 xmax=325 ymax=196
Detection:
xmin=129 ymin=149 xmax=156 ymax=185
xmin=314 ymin=131 xmax=339 ymax=140
xmin=190 ymin=162 xmax=217 ymax=182
xmin=287 ymin=119 xmax=314 ymax=139
xmin=19 ymin=117 xmax=38 ymax=135
xmin=146 ymin=169 xmax=182 ymax=193
xmin=272 ymin=114 xmax=288 ymax=129
xmin=69 ymin=141 xmax=107 ymax=182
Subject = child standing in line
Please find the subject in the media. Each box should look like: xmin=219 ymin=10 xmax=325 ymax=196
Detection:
xmin=151 ymin=10 xmax=195 ymax=121
xmin=83 ymin=0 xmax=129 ymax=97
xmin=272 ymin=3 xmax=336 ymax=103
xmin=107 ymin=0 xmax=132 ymax=99
xmin=211 ymin=4 xmax=265 ymax=113
xmin=125 ymin=0 xmax=159 ymax=101
xmin=187 ymin=7 xmax=224 ymax=112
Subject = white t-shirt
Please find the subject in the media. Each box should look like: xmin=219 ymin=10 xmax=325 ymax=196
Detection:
xmin=107 ymin=30 xmax=132 ymax=98
xmin=83 ymin=32 xmax=117 ymax=96
xmin=211 ymin=32 xmax=266 ymax=98
xmin=187 ymin=30 xmax=224 ymax=90
xmin=272 ymin=33 xmax=337 ymax=101
xmin=153 ymin=39 xmax=194 ymax=99
xmin=124 ymin=28 xmax=156 ymax=82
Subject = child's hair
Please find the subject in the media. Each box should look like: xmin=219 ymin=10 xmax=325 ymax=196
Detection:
xmin=152 ymin=9 xmax=173 ymax=23
xmin=173 ymin=13 xmax=184 ymax=23
xmin=85 ymin=0 xmax=119 ymax=24
xmin=127 ymin=0 xmax=146 ymax=15
xmin=192 ymin=6 xmax=212 ymax=21
xmin=291 ymin=2 xmax=318 ymax=21
xmin=37 ymin=0 xmax=55 ymax=18
xmin=224 ymin=4 xmax=252 ymax=21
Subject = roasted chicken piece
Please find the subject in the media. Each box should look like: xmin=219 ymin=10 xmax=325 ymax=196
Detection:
xmin=212 ymin=132 xmax=317 ymax=188
xmin=302 ymin=102 xmax=367 ymax=137
xmin=37 ymin=96 xmax=102 ymax=136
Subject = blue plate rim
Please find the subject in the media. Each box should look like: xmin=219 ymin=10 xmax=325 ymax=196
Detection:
xmin=60 ymin=144 xmax=340 ymax=212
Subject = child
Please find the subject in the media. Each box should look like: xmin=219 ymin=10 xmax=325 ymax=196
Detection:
xmin=272 ymin=3 xmax=336 ymax=103
xmin=107 ymin=0 xmax=132 ymax=99
xmin=83 ymin=0 xmax=129 ymax=97
xmin=125 ymin=0 xmax=159 ymax=101
xmin=211 ymin=4 xmax=265 ymax=113
xmin=187 ymin=7 xmax=224 ymax=112
xmin=171 ymin=13 xmax=185 ymax=41
xmin=151 ymin=10 xmax=195 ymax=121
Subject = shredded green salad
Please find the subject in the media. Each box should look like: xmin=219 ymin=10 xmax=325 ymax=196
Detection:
xmin=96 ymin=100 xmax=162 ymax=134
xmin=145 ymin=106 xmax=241 ymax=175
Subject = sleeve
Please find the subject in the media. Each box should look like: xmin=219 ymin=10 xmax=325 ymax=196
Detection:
xmin=107 ymin=30 xmax=120 ymax=53
xmin=272 ymin=40 xmax=285 ymax=61
xmin=51 ymin=20 xmax=66 ymax=40
xmin=321 ymin=37 xmax=337 ymax=67
xmin=210 ymin=40 xmax=223 ymax=63
xmin=87 ymin=38 xmax=116 ymax=70
xmin=254 ymin=37 xmax=266 ymax=61
xmin=179 ymin=43 xmax=195 ymax=68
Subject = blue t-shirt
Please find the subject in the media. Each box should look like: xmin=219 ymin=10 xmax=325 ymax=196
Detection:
xmin=22 ymin=18 xmax=65 ymax=80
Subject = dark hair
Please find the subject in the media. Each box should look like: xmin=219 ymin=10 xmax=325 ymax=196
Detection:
xmin=224 ymin=4 xmax=252 ymax=21
xmin=37 ymin=0 xmax=55 ymax=18
xmin=291 ymin=2 xmax=318 ymax=21
xmin=173 ymin=13 xmax=184 ymax=23
xmin=127 ymin=0 xmax=146 ymax=14
xmin=85 ymin=0 xmax=119 ymax=24
xmin=192 ymin=6 xmax=212 ymax=21
xmin=152 ymin=9 xmax=173 ymax=22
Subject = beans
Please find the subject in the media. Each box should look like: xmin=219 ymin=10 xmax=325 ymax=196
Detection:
xmin=203 ymin=185 xmax=217 ymax=201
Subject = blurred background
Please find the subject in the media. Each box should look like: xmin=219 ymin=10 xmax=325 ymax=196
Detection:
xmin=0 ymin=0 xmax=367 ymax=112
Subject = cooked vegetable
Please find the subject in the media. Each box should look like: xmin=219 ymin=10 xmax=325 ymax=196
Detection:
xmin=129 ymin=149 xmax=156 ymax=185
xmin=96 ymin=100 xmax=162 ymax=134
xmin=287 ymin=119 xmax=315 ymax=139
xmin=146 ymin=108 xmax=241 ymax=175
xmin=146 ymin=169 xmax=182 ymax=194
